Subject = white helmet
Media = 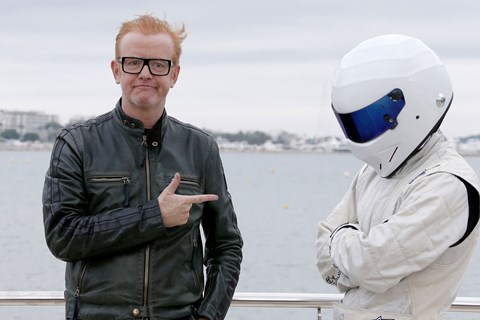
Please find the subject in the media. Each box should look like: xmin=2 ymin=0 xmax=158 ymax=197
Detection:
xmin=332 ymin=34 xmax=453 ymax=177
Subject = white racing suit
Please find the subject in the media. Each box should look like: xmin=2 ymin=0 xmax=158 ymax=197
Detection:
xmin=316 ymin=132 xmax=480 ymax=320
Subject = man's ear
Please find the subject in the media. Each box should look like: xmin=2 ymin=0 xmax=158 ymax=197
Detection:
xmin=111 ymin=60 xmax=121 ymax=84
xmin=170 ymin=65 xmax=180 ymax=88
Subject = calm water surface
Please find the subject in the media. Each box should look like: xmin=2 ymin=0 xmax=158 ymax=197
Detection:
xmin=0 ymin=151 xmax=479 ymax=319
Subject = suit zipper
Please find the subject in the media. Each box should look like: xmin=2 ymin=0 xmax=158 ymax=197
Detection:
xmin=142 ymin=134 xmax=151 ymax=308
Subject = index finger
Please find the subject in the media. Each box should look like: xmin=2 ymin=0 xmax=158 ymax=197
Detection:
xmin=186 ymin=194 xmax=219 ymax=204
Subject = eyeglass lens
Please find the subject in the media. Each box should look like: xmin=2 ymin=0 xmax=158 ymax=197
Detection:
xmin=122 ymin=57 xmax=171 ymax=76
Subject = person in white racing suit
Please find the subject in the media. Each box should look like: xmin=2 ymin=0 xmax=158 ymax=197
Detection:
xmin=316 ymin=34 xmax=480 ymax=320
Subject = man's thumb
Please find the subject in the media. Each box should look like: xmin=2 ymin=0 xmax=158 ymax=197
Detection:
xmin=164 ymin=172 xmax=181 ymax=194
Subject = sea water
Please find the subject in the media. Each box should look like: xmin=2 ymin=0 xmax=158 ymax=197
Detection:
xmin=0 ymin=151 xmax=479 ymax=320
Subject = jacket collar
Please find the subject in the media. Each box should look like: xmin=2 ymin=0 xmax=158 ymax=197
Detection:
xmin=391 ymin=130 xmax=446 ymax=178
xmin=114 ymin=98 xmax=167 ymax=149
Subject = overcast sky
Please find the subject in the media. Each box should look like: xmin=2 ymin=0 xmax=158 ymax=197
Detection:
xmin=1 ymin=0 xmax=479 ymax=137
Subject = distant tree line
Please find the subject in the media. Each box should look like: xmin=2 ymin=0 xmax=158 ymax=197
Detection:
xmin=0 ymin=129 xmax=41 ymax=142
xmin=1 ymin=121 xmax=337 ymax=147
xmin=457 ymin=134 xmax=480 ymax=143
xmin=1 ymin=123 xmax=286 ymax=145
xmin=207 ymin=130 xmax=277 ymax=145
xmin=0 ymin=121 xmax=63 ymax=142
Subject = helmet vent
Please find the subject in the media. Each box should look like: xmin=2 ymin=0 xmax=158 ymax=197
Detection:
xmin=389 ymin=146 xmax=399 ymax=162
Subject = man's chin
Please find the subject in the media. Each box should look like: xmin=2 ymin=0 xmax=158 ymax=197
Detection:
xmin=132 ymin=96 xmax=158 ymax=109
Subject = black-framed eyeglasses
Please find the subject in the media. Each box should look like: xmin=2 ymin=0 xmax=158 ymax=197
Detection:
xmin=118 ymin=57 xmax=173 ymax=76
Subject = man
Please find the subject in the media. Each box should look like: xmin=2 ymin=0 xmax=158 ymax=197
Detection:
xmin=43 ymin=14 xmax=243 ymax=320
xmin=316 ymin=34 xmax=480 ymax=320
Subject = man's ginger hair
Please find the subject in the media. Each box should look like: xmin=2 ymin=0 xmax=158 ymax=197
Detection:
xmin=115 ymin=14 xmax=187 ymax=65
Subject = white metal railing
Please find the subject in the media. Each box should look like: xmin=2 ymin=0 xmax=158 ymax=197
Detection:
xmin=1 ymin=291 xmax=480 ymax=319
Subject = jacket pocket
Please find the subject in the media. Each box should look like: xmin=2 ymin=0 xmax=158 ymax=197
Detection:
xmin=87 ymin=173 xmax=132 ymax=208
xmin=178 ymin=176 xmax=202 ymax=193
xmin=180 ymin=177 xmax=201 ymax=189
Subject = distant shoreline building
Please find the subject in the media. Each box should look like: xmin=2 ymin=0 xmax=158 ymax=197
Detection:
xmin=0 ymin=109 xmax=59 ymax=141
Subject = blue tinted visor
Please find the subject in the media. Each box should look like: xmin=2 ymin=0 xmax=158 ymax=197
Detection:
xmin=333 ymin=88 xmax=406 ymax=143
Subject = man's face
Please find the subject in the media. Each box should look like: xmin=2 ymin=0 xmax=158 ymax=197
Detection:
xmin=111 ymin=32 xmax=180 ymax=115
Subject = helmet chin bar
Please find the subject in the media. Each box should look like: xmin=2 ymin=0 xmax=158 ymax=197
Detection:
xmin=383 ymin=94 xmax=453 ymax=178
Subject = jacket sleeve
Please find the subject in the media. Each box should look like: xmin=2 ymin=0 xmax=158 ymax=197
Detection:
xmin=329 ymin=172 xmax=470 ymax=293
xmin=197 ymin=141 xmax=243 ymax=320
xmin=42 ymin=129 xmax=166 ymax=261
xmin=316 ymin=170 xmax=361 ymax=292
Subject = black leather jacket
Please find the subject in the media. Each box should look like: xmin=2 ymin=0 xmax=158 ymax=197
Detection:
xmin=43 ymin=100 xmax=243 ymax=320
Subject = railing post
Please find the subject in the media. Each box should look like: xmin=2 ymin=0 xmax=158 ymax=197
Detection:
xmin=317 ymin=307 xmax=322 ymax=320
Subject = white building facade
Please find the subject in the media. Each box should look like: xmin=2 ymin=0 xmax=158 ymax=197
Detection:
xmin=0 ymin=109 xmax=59 ymax=141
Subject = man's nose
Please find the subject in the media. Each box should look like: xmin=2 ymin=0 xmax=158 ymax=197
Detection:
xmin=139 ymin=64 xmax=152 ymax=78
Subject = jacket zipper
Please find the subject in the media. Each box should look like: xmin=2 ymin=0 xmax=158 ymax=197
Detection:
xmin=142 ymin=134 xmax=151 ymax=309
xmin=72 ymin=260 xmax=88 ymax=320
xmin=192 ymin=237 xmax=201 ymax=290
xmin=122 ymin=177 xmax=131 ymax=207
xmin=88 ymin=176 xmax=131 ymax=207
xmin=180 ymin=178 xmax=201 ymax=188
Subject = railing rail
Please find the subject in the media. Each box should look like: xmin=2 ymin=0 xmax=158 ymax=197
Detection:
xmin=1 ymin=291 xmax=480 ymax=319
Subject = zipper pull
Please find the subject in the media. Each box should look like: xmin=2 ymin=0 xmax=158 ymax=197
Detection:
xmin=72 ymin=287 xmax=80 ymax=320
xmin=141 ymin=135 xmax=147 ymax=167
xmin=122 ymin=177 xmax=131 ymax=207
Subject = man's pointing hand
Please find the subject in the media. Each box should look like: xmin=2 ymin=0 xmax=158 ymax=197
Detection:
xmin=158 ymin=173 xmax=218 ymax=228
